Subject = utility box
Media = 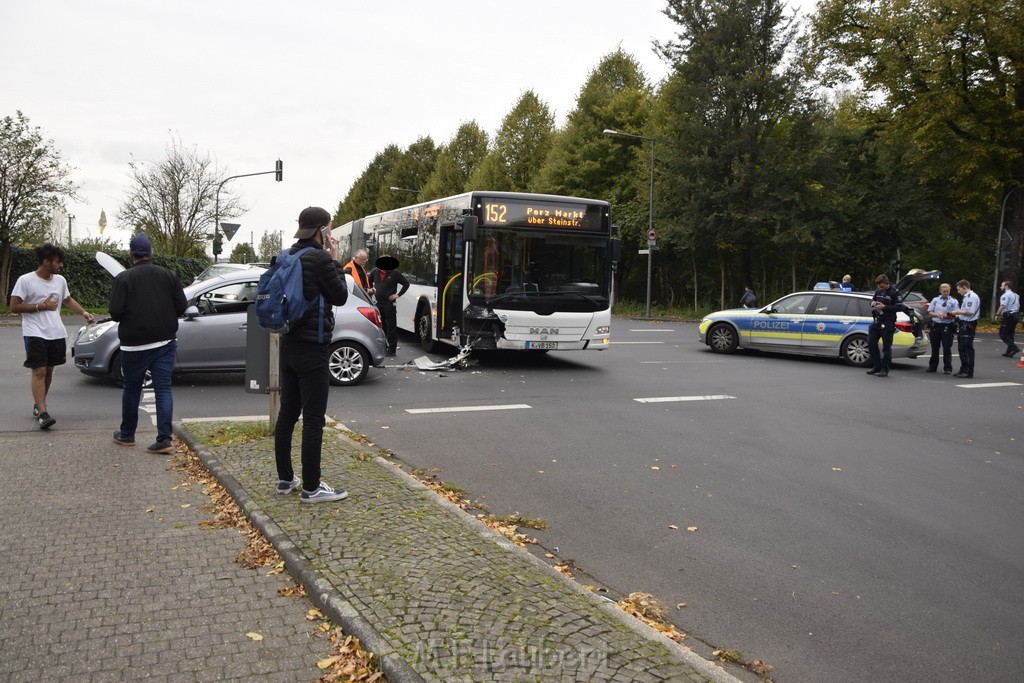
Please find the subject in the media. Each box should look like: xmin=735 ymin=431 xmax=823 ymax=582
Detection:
xmin=244 ymin=305 xmax=269 ymax=394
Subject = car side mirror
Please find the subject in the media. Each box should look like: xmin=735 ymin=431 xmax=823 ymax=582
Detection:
xmin=183 ymin=305 xmax=200 ymax=320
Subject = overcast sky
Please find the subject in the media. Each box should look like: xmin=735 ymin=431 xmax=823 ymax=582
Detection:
xmin=2 ymin=0 xmax=812 ymax=254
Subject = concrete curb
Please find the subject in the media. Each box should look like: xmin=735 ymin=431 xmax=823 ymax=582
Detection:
xmin=173 ymin=421 xmax=425 ymax=683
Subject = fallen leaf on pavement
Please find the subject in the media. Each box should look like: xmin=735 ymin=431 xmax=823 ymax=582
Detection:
xmin=245 ymin=632 xmax=263 ymax=641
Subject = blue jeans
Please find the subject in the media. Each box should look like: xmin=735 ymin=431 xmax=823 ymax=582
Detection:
xmin=119 ymin=340 xmax=177 ymax=442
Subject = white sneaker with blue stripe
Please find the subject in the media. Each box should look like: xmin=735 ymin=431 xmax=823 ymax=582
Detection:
xmin=300 ymin=482 xmax=348 ymax=504
xmin=276 ymin=476 xmax=301 ymax=495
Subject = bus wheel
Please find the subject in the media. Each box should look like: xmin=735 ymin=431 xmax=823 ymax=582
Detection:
xmin=417 ymin=306 xmax=438 ymax=353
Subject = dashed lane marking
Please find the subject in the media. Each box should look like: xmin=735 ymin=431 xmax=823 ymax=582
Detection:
xmin=406 ymin=404 xmax=532 ymax=414
xmin=957 ymin=382 xmax=1022 ymax=389
xmin=634 ymin=395 xmax=737 ymax=403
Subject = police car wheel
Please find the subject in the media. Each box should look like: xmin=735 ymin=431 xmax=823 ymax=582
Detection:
xmin=841 ymin=334 xmax=871 ymax=367
xmin=707 ymin=323 xmax=738 ymax=353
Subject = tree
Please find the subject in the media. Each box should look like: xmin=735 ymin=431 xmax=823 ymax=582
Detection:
xmin=813 ymin=0 xmax=1024 ymax=292
xmin=333 ymin=145 xmax=403 ymax=225
xmin=258 ymin=230 xmax=282 ymax=262
xmin=467 ymin=91 xmax=555 ymax=191
xmin=229 ymin=241 xmax=257 ymax=264
xmin=420 ymin=122 xmax=490 ymax=199
xmin=655 ymin=0 xmax=804 ymax=308
xmin=0 ymin=111 xmax=79 ymax=300
xmin=377 ymin=136 xmax=439 ymax=211
xmin=117 ymin=136 xmax=246 ymax=258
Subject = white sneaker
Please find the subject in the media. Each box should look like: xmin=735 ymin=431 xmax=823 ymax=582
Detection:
xmin=300 ymin=482 xmax=349 ymax=504
xmin=275 ymin=476 xmax=301 ymax=495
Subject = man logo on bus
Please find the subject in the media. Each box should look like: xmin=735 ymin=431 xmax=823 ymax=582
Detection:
xmin=530 ymin=327 xmax=559 ymax=335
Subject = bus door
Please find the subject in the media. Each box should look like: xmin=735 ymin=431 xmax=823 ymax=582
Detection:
xmin=437 ymin=222 xmax=464 ymax=343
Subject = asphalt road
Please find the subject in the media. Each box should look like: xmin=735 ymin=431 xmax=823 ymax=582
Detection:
xmin=2 ymin=319 xmax=1021 ymax=681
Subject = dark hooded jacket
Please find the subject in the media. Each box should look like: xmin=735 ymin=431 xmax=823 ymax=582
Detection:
xmin=283 ymin=238 xmax=348 ymax=344
xmin=109 ymin=260 xmax=188 ymax=346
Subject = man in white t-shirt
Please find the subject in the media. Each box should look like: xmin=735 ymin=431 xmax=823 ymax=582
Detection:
xmin=9 ymin=243 xmax=94 ymax=429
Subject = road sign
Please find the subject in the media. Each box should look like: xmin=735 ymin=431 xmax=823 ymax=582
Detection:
xmin=220 ymin=222 xmax=240 ymax=240
xmin=646 ymin=227 xmax=656 ymax=242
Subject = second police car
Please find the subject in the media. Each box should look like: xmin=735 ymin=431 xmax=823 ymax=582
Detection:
xmin=698 ymin=269 xmax=940 ymax=367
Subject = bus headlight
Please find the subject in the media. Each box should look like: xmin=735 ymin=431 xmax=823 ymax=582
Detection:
xmin=595 ymin=326 xmax=610 ymax=335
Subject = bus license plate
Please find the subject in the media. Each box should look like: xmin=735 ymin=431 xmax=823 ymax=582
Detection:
xmin=528 ymin=342 xmax=557 ymax=349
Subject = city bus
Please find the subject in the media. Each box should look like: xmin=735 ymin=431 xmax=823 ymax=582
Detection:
xmin=333 ymin=191 xmax=620 ymax=353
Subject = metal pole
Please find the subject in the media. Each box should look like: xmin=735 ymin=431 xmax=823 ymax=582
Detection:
xmin=991 ymin=185 xmax=1023 ymax=316
xmin=67 ymin=214 xmax=74 ymax=246
xmin=646 ymin=140 xmax=655 ymax=318
xmin=214 ymin=186 xmax=221 ymax=264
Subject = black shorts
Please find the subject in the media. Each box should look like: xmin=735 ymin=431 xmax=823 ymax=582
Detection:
xmin=23 ymin=337 xmax=67 ymax=369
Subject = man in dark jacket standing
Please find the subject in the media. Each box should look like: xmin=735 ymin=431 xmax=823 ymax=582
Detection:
xmin=274 ymin=207 xmax=350 ymax=504
xmin=369 ymin=255 xmax=409 ymax=356
xmin=866 ymin=274 xmax=907 ymax=378
xmin=110 ymin=234 xmax=188 ymax=453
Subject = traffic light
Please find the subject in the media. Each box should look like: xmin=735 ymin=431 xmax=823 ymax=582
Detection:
xmin=997 ymin=250 xmax=1009 ymax=272
xmin=890 ymin=258 xmax=901 ymax=273
xmin=212 ymin=234 xmax=223 ymax=256
xmin=275 ymin=159 xmax=283 ymax=182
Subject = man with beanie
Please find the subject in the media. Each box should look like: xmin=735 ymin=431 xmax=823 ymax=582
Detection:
xmin=274 ymin=206 xmax=350 ymax=503
xmin=110 ymin=234 xmax=188 ymax=453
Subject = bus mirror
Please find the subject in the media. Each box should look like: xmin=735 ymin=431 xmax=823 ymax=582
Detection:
xmin=612 ymin=224 xmax=622 ymax=236
xmin=460 ymin=215 xmax=479 ymax=242
xmin=610 ymin=238 xmax=622 ymax=263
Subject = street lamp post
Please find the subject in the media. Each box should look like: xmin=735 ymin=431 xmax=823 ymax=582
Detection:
xmin=389 ymin=186 xmax=419 ymax=196
xmin=67 ymin=213 xmax=75 ymax=246
xmin=604 ymin=129 xmax=656 ymax=317
xmin=214 ymin=160 xmax=283 ymax=263
xmin=991 ymin=184 xmax=1023 ymax=316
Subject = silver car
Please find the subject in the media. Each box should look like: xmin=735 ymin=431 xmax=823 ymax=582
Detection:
xmin=72 ymin=267 xmax=386 ymax=386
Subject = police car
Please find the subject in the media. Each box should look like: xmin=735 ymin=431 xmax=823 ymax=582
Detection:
xmin=698 ymin=270 xmax=940 ymax=367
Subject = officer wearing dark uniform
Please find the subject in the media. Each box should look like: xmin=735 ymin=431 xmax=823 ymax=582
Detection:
xmin=866 ymin=274 xmax=907 ymax=377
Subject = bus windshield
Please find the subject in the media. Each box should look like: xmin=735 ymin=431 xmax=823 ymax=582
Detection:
xmin=468 ymin=228 xmax=610 ymax=312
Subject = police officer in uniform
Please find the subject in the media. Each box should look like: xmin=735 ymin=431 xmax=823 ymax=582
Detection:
xmin=925 ymin=283 xmax=958 ymax=374
xmin=995 ymin=280 xmax=1020 ymax=357
xmin=952 ymin=279 xmax=980 ymax=378
xmin=866 ymin=274 xmax=907 ymax=377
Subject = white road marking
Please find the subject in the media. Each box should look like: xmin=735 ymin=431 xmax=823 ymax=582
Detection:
xmin=640 ymin=360 xmax=727 ymax=364
xmin=957 ymin=382 xmax=1022 ymax=389
xmin=634 ymin=395 xmax=737 ymax=403
xmin=627 ymin=329 xmax=676 ymax=332
xmin=406 ymin=404 xmax=532 ymax=414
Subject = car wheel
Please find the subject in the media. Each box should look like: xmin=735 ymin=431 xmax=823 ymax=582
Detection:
xmin=841 ymin=334 xmax=871 ymax=367
xmin=111 ymin=352 xmax=154 ymax=388
xmin=707 ymin=323 xmax=738 ymax=353
xmin=328 ymin=341 xmax=369 ymax=386
xmin=417 ymin=305 xmax=438 ymax=353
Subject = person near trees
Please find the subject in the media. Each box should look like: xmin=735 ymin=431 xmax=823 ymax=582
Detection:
xmin=951 ymin=279 xmax=981 ymax=378
xmin=109 ymin=234 xmax=188 ymax=453
xmin=866 ymin=274 xmax=908 ymax=378
xmin=274 ymin=207 xmax=350 ymax=504
xmin=995 ymin=280 xmax=1020 ymax=358
xmin=925 ymin=283 xmax=958 ymax=375
xmin=739 ymin=286 xmax=757 ymax=308
xmin=9 ymin=243 xmax=95 ymax=430
xmin=369 ymin=255 xmax=409 ymax=356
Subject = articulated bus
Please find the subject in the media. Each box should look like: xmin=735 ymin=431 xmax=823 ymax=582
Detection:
xmin=333 ymin=191 xmax=621 ymax=353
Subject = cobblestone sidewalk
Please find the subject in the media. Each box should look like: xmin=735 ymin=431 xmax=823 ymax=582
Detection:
xmin=183 ymin=420 xmax=739 ymax=683
xmin=0 ymin=429 xmax=331 ymax=682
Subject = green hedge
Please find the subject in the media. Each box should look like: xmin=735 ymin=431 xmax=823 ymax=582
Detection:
xmin=5 ymin=246 xmax=208 ymax=309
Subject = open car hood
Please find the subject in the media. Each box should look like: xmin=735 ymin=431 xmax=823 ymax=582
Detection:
xmin=96 ymin=251 xmax=125 ymax=277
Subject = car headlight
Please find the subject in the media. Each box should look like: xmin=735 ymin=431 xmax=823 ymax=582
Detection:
xmin=77 ymin=320 xmax=116 ymax=343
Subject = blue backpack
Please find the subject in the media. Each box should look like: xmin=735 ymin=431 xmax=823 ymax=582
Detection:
xmin=255 ymin=247 xmax=325 ymax=341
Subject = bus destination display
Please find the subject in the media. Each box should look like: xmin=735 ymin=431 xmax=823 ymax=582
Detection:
xmin=479 ymin=199 xmax=601 ymax=230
